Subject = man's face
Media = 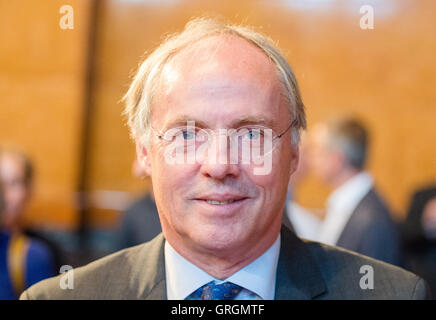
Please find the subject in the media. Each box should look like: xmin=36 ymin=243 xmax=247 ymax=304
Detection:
xmin=422 ymin=198 xmax=436 ymax=239
xmin=0 ymin=154 xmax=31 ymax=228
xmin=308 ymin=124 xmax=342 ymax=184
xmin=137 ymin=36 xmax=298 ymax=256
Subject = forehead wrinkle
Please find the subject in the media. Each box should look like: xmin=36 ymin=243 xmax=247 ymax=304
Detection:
xmin=189 ymin=77 xmax=260 ymax=100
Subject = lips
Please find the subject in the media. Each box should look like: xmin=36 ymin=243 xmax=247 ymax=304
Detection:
xmin=192 ymin=193 xmax=250 ymax=209
xmin=205 ymin=199 xmax=237 ymax=205
xmin=194 ymin=193 xmax=248 ymax=202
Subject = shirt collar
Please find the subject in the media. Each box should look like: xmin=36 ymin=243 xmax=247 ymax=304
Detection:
xmin=327 ymin=171 xmax=373 ymax=211
xmin=164 ymin=235 xmax=281 ymax=300
xmin=318 ymin=172 xmax=374 ymax=245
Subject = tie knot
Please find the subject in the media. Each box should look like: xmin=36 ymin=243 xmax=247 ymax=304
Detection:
xmin=202 ymin=281 xmax=243 ymax=300
xmin=186 ymin=281 xmax=243 ymax=300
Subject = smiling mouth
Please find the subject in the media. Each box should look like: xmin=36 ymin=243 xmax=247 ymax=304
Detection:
xmin=196 ymin=198 xmax=249 ymax=206
xmin=192 ymin=197 xmax=250 ymax=216
xmin=205 ymin=199 xmax=237 ymax=205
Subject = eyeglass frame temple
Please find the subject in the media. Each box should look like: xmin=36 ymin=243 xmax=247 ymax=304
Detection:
xmin=150 ymin=126 xmax=165 ymax=140
xmin=275 ymin=119 xmax=296 ymax=140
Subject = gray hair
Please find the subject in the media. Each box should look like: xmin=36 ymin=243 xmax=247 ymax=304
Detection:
xmin=123 ymin=17 xmax=306 ymax=147
xmin=325 ymin=117 xmax=369 ymax=170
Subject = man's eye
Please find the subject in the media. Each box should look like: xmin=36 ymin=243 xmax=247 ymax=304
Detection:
xmin=245 ymin=128 xmax=262 ymax=140
xmin=182 ymin=131 xmax=195 ymax=140
xmin=177 ymin=128 xmax=196 ymax=140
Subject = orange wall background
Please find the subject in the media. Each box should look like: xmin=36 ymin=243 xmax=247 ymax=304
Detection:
xmin=0 ymin=0 xmax=92 ymax=229
xmin=1 ymin=0 xmax=436 ymax=230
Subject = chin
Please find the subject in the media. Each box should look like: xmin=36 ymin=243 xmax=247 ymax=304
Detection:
xmin=190 ymin=226 xmax=247 ymax=252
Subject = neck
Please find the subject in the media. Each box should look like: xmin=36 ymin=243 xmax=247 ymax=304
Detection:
xmin=330 ymin=167 xmax=361 ymax=189
xmin=2 ymin=220 xmax=22 ymax=234
xmin=165 ymin=222 xmax=281 ymax=280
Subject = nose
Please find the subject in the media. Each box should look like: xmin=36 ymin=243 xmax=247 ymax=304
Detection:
xmin=199 ymin=131 xmax=240 ymax=180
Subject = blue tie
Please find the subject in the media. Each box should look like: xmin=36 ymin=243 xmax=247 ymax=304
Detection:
xmin=185 ymin=281 xmax=243 ymax=300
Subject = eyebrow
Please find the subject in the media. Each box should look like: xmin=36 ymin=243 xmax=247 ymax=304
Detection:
xmin=231 ymin=116 xmax=274 ymax=128
xmin=163 ymin=116 xmax=208 ymax=129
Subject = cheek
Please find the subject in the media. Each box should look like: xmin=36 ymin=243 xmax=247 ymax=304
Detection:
xmin=247 ymin=170 xmax=273 ymax=190
xmin=151 ymin=153 xmax=198 ymax=200
xmin=312 ymin=149 xmax=329 ymax=173
xmin=245 ymin=150 xmax=291 ymax=193
xmin=5 ymin=187 xmax=26 ymax=204
xmin=423 ymin=200 xmax=436 ymax=223
xmin=326 ymin=154 xmax=340 ymax=172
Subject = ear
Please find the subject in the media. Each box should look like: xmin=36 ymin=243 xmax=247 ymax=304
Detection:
xmin=289 ymin=145 xmax=300 ymax=178
xmin=135 ymin=137 xmax=152 ymax=178
xmin=333 ymin=150 xmax=347 ymax=172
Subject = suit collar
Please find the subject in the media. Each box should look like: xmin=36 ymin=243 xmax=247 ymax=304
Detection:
xmin=275 ymin=226 xmax=327 ymax=299
xmin=137 ymin=233 xmax=167 ymax=299
xmin=139 ymin=228 xmax=327 ymax=300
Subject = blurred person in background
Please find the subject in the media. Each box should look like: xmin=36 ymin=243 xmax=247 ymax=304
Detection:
xmin=308 ymin=117 xmax=401 ymax=265
xmin=402 ymin=184 xmax=436 ymax=298
xmin=0 ymin=149 xmax=56 ymax=299
xmin=116 ymin=159 xmax=161 ymax=250
xmin=282 ymin=133 xmax=321 ymax=241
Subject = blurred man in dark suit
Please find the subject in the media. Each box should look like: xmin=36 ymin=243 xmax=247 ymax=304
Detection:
xmin=309 ymin=117 xmax=401 ymax=265
xmin=282 ymin=133 xmax=321 ymax=241
xmin=116 ymin=160 xmax=161 ymax=250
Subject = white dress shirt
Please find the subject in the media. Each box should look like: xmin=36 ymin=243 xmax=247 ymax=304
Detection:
xmin=286 ymin=200 xmax=321 ymax=242
xmin=317 ymin=172 xmax=373 ymax=246
xmin=165 ymin=235 xmax=281 ymax=300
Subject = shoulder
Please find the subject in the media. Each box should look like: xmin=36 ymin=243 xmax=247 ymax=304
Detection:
xmin=25 ymin=238 xmax=57 ymax=285
xmin=353 ymin=189 xmax=394 ymax=226
xmin=125 ymin=196 xmax=156 ymax=216
xmin=26 ymin=238 xmax=53 ymax=261
xmin=359 ymin=189 xmax=389 ymax=212
xmin=303 ymin=240 xmax=430 ymax=299
xmin=21 ymin=234 xmax=165 ymax=300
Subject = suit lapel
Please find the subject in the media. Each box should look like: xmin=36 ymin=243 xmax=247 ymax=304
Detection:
xmin=275 ymin=226 xmax=327 ymax=299
xmin=133 ymin=234 xmax=167 ymax=300
xmin=143 ymin=278 xmax=166 ymax=300
xmin=336 ymin=189 xmax=373 ymax=248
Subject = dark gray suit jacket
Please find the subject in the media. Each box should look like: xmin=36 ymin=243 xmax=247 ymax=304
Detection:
xmin=282 ymin=189 xmax=400 ymax=266
xmin=20 ymin=226 xmax=430 ymax=300
xmin=335 ymin=189 xmax=400 ymax=266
